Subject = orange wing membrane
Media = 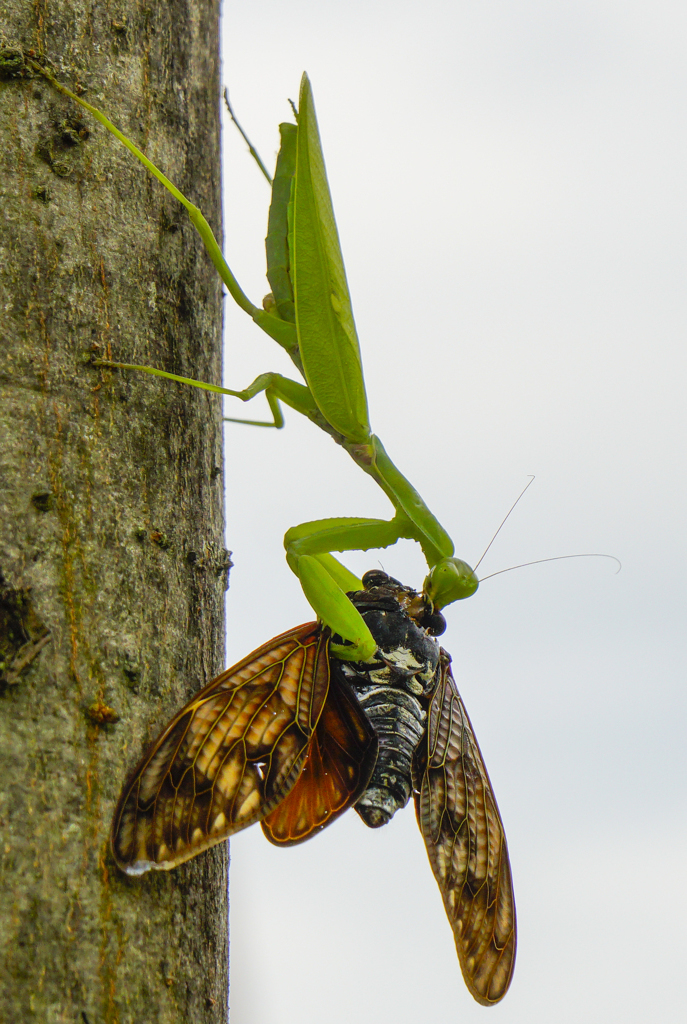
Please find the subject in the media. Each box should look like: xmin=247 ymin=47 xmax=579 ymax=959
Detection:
xmin=261 ymin=672 xmax=378 ymax=845
xmin=414 ymin=650 xmax=516 ymax=1004
xmin=111 ymin=622 xmax=330 ymax=874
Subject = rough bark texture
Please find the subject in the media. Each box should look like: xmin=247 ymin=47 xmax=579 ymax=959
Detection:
xmin=0 ymin=2 xmax=228 ymax=1021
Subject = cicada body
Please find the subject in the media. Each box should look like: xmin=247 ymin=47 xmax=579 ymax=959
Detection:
xmin=111 ymin=571 xmax=516 ymax=1004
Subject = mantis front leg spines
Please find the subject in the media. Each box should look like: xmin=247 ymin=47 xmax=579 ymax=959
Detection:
xmin=30 ymin=62 xmax=478 ymax=656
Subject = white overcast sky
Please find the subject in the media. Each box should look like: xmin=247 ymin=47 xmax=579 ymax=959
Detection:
xmin=216 ymin=3 xmax=687 ymax=1022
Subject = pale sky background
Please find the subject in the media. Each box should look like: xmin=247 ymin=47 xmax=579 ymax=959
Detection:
xmin=216 ymin=3 xmax=686 ymax=1022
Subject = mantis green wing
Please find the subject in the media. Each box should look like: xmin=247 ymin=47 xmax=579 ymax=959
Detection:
xmin=292 ymin=76 xmax=371 ymax=444
xmin=265 ymin=122 xmax=297 ymax=324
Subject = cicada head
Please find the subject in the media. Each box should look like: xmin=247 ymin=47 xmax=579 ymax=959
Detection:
xmin=358 ymin=569 xmax=446 ymax=635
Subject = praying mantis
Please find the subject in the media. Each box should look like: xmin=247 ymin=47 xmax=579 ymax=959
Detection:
xmin=32 ymin=64 xmax=479 ymax=662
xmin=28 ymin=61 xmax=517 ymax=1004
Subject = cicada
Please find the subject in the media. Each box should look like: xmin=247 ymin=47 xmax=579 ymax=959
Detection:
xmin=111 ymin=571 xmax=516 ymax=1004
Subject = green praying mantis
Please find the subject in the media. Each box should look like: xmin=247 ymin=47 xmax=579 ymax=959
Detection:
xmin=32 ymin=64 xmax=479 ymax=662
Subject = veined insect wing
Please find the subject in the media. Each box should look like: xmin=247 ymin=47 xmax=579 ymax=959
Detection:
xmin=261 ymin=673 xmax=377 ymax=845
xmin=110 ymin=622 xmax=331 ymax=874
xmin=414 ymin=651 xmax=516 ymax=1004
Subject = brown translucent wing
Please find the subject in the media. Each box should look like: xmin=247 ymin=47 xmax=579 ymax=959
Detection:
xmin=414 ymin=650 xmax=516 ymax=1004
xmin=111 ymin=622 xmax=330 ymax=874
xmin=261 ymin=674 xmax=378 ymax=845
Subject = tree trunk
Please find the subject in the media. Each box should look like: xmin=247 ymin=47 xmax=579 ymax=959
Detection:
xmin=0 ymin=2 xmax=228 ymax=1021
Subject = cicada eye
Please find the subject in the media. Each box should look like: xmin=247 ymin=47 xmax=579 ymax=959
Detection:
xmin=423 ymin=610 xmax=447 ymax=636
xmin=362 ymin=570 xmax=392 ymax=589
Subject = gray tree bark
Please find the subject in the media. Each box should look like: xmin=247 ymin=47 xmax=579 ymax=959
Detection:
xmin=0 ymin=2 xmax=228 ymax=1021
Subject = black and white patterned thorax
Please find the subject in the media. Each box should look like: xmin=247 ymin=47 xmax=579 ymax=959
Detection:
xmin=332 ymin=571 xmax=447 ymax=828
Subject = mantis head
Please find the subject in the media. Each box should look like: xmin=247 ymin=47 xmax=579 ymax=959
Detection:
xmin=423 ymin=558 xmax=479 ymax=610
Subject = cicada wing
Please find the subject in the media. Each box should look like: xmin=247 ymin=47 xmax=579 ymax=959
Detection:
xmin=111 ymin=622 xmax=330 ymax=874
xmin=414 ymin=651 xmax=516 ymax=1005
xmin=262 ymin=673 xmax=378 ymax=845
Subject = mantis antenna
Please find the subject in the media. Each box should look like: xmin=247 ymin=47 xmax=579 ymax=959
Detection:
xmin=473 ymin=476 xmax=536 ymax=573
xmin=479 ymin=553 xmax=621 ymax=582
xmin=473 ymin=476 xmax=620 ymax=581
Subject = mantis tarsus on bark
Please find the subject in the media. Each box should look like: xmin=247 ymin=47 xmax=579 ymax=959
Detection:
xmin=32 ymin=64 xmax=479 ymax=661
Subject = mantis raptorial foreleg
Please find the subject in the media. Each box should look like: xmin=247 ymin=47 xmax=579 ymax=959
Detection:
xmin=285 ymin=517 xmax=409 ymax=659
xmin=284 ymin=512 xmax=478 ymax=659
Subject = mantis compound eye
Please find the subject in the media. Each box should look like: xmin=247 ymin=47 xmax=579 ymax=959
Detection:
xmin=423 ymin=558 xmax=479 ymax=610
